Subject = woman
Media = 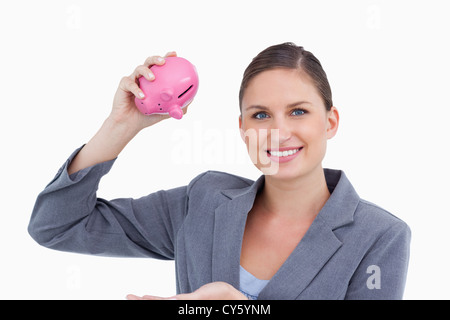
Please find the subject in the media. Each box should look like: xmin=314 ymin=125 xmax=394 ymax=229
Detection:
xmin=28 ymin=43 xmax=411 ymax=300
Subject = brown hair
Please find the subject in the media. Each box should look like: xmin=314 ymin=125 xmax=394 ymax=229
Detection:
xmin=239 ymin=42 xmax=333 ymax=112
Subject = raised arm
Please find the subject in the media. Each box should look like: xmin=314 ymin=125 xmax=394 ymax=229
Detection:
xmin=28 ymin=51 xmax=193 ymax=259
xmin=68 ymin=52 xmax=179 ymax=175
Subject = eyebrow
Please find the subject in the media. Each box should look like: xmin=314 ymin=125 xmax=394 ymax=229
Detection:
xmin=245 ymin=101 xmax=312 ymax=112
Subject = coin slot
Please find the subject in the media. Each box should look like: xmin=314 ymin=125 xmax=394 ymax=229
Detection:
xmin=178 ymin=85 xmax=193 ymax=99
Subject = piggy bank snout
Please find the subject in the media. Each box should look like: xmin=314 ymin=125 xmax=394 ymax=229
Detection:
xmin=160 ymin=88 xmax=174 ymax=102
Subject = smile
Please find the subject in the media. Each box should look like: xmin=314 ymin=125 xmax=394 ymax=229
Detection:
xmin=265 ymin=147 xmax=303 ymax=164
xmin=267 ymin=147 xmax=303 ymax=157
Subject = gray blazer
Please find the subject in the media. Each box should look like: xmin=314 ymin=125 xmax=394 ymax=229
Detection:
xmin=28 ymin=146 xmax=411 ymax=300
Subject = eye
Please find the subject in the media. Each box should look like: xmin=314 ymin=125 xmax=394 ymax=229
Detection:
xmin=252 ymin=112 xmax=269 ymax=120
xmin=291 ymin=108 xmax=306 ymax=116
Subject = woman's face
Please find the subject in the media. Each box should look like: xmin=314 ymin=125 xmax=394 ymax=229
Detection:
xmin=239 ymin=68 xmax=339 ymax=180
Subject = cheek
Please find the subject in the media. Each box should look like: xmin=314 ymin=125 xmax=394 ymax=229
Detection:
xmin=240 ymin=126 xmax=264 ymax=161
xmin=240 ymin=126 xmax=275 ymax=170
xmin=240 ymin=122 xmax=269 ymax=148
xmin=310 ymin=113 xmax=329 ymax=136
xmin=300 ymin=118 xmax=329 ymax=152
xmin=304 ymin=126 xmax=326 ymax=143
xmin=245 ymin=130 xmax=272 ymax=158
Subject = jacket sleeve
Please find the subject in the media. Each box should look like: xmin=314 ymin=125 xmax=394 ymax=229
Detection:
xmin=28 ymin=146 xmax=196 ymax=260
xmin=344 ymin=220 xmax=411 ymax=300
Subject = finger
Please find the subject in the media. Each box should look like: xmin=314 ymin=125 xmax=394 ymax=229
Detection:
xmin=132 ymin=65 xmax=155 ymax=82
xmin=126 ymin=294 xmax=144 ymax=300
xmin=141 ymin=295 xmax=165 ymax=300
xmin=119 ymin=76 xmax=145 ymax=99
xmin=182 ymin=103 xmax=191 ymax=115
xmin=164 ymin=51 xmax=177 ymax=58
xmin=143 ymin=55 xmax=166 ymax=67
xmin=169 ymin=293 xmax=197 ymax=300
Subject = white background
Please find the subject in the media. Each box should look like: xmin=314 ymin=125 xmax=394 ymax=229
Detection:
xmin=1 ymin=0 xmax=449 ymax=299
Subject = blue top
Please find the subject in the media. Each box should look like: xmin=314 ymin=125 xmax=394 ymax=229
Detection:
xmin=239 ymin=265 xmax=270 ymax=300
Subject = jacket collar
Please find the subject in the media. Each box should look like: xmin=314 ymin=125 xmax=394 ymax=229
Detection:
xmin=213 ymin=169 xmax=360 ymax=299
xmin=219 ymin=169 xmax=358 ymax=230
xmin=219 ymin=174 xmax=264 ymax=200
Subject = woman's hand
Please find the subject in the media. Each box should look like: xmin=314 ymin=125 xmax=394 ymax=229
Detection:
xmin=126 ymin=281 xmax=248 ymax=300
xmin=68 ymin=51 xmax=187 ymax=175
xmin=110 ymin=51 xmax=187 ymax=132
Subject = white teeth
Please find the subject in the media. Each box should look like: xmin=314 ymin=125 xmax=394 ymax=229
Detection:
xmin=268 ymin=148 xmax=301 ymax=157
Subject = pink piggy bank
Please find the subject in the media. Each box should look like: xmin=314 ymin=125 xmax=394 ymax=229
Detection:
xmin=134 ymin=56 xmax=199 ymax=119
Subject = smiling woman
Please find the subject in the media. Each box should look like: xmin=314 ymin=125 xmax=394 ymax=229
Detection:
xmin=240 ymin=67 xmax=339 ymax=178
xmin=28 ymin=43 xmax=411 ymax=300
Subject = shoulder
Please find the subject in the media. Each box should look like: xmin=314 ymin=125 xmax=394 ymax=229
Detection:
xmin=324 ymin=168 xmax=410 ymax=239
xmin=342 ymin=199 xmax=411 ymax=299
xmin=186 ymin=170 xmax=254 ymax=196
xmin=356 ymin=199 xmax=410 ymax=232
xmin=349 ymin=198 xmax=411 ymax=248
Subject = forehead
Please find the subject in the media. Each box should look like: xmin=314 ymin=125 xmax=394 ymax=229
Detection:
xmin=241 ymin=68 xmax=322 ymax=110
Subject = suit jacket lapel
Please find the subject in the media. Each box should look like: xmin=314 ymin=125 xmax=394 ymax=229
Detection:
xmin=211 ymin=169 xmax=359 ymax=299
xmin=211 ymin=176 xmax=264 ymax=288
xmin=259 ymin=170 xmax=360 ymax=299
xmin=257 ymin=215 xmax=342 ymax=299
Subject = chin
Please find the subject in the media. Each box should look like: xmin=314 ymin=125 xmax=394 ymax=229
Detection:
xmin=261 ymin=165 xmax=304 ymax=180
xmin=256 ymin=158 xmax=304 ymax=179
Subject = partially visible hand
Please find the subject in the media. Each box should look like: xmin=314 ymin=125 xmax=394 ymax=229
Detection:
xmin=126 ymin=281 xmax=248 ymax=300
xmin=110 ymin=51 xmax=182 ymax=131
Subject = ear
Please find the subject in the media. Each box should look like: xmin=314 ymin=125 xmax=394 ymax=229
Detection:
xmin=239 ymin=115 xmax=245 ymax=142
xmin=326 ymin=106 xmax=339 ymax=139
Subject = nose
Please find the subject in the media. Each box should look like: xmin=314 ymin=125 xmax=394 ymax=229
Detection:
xmin=160 ymin=88 xmax=174 ymax=102
xmin=270 ymin=118 xmax=292 ymax=145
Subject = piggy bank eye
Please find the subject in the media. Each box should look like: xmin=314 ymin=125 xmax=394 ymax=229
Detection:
xmin=178 ymin=85 xmax=194 ymax=99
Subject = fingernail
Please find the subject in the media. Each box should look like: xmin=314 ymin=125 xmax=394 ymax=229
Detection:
xmin=157 ymin=57 xmax=164 ymax=63
xmin=148 ymin=73 xmax=154 ymax=80
xmin=139 ymin=92 xmax=145 ymax=98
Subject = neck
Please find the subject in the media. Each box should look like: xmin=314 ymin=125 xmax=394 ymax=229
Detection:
xmin=258 ymin=165 xmax=330 ymax=222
